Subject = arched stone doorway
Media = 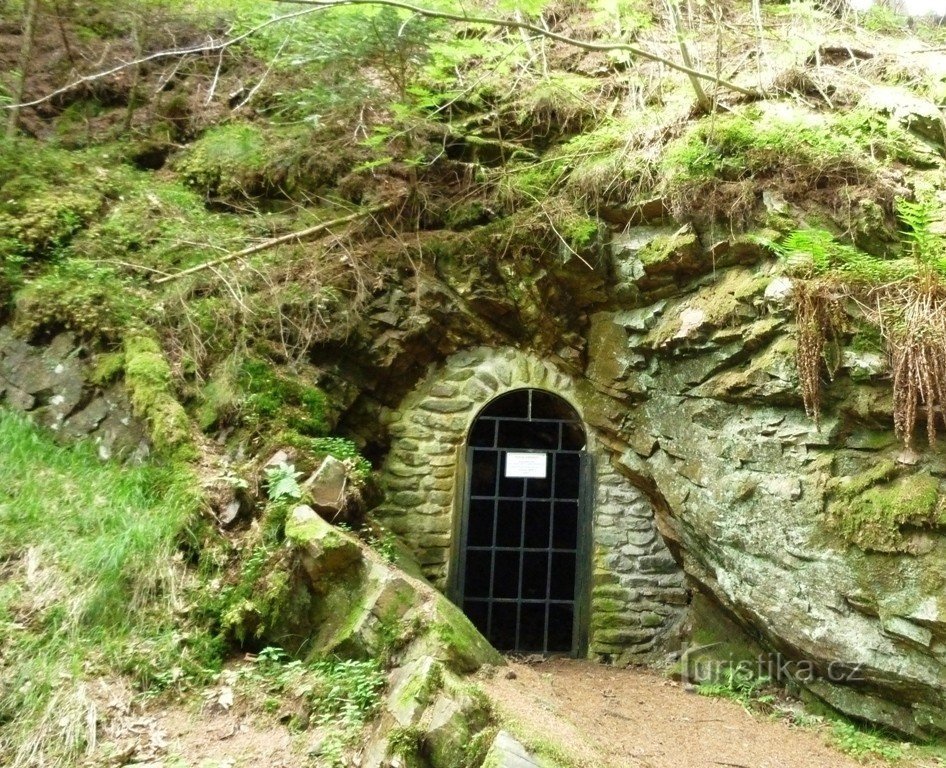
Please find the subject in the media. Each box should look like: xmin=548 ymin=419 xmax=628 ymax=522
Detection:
xmin=456 ymin=388 xmax=591 ymax=654
xmin=376 ymin=346 xmax=689 ymax=664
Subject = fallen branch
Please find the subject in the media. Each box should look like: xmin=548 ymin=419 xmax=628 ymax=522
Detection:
xmin=1 ymin=6 xmax=326 ymax=111
xmin=274 ymin=0 xmax=761 ymax=99
xmin=152 ymin=204 xmax=392 ymax=285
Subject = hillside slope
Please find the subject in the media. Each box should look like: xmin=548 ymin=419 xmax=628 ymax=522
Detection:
xmin=4 ymin=0 xmax=946 ymax=765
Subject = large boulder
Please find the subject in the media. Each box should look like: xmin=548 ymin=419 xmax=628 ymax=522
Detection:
xmin=271 ymin=506 xmax=518 ymax=767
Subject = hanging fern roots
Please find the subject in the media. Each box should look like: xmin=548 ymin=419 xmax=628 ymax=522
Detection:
xmin=792 ymin=274 xmax=946 ymax=448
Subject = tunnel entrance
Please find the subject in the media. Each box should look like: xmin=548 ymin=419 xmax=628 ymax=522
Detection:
xmin=455 ymin=388 xmax=589 ymax=655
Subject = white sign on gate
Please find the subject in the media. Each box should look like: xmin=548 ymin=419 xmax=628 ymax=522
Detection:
xmin=505 ymin=452 xmax=548 ymax=479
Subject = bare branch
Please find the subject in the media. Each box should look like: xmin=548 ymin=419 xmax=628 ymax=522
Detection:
xmin=273 ymin=0 xmax=761 ymax=99
xmin=152 ymin=203 xmax=393 ymax=285
xmin=2 ymin=6 xmax=327 ymax=111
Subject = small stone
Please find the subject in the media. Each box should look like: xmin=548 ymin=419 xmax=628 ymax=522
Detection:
xmin=674 ymin=307 xmax=707 ymax=339
xmin=764 ymin=276 xmax=794 ymax=306
xmin=504 ymin=670 xmax=517 ymax=680
xmin=265 ymin=449 xmax=290 ymax=467
xmin=897 ymin=448 xmax=921 ymax=466
xmin=420 ymin=398 xmax=473 ymax=414
xmin=4 ymin=385 xmax=35 ymax=411
xmin=305 ymin=456 xmax=349 ymax=515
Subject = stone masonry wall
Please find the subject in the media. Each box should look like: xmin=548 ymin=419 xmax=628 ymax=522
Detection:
xmin=375 ymin=345 xmax=688 ymax=663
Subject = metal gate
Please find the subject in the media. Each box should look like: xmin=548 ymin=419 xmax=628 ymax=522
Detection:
xmin=454 ymin=388 xmax=590 ymax=655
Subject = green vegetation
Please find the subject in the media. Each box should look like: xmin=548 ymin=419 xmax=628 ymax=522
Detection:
xmin=829 ymin=465 xmax=944 ymax=552
xmin=696 ymin=665 xmax=774 ymax=712
xmin=778 ymin=195 xmax=946 ymax=444
xmin=829 ymin=720 xmax=905 ymax=761
xmin=123 ymin=334 xmax=194 ymax=456
xmin=0 ymin=411 xmax=221 ymax=767
xmin=660 ymin=106 xmax=882 ymax=225
xmin=240 ymin=358 xmax=330 ymax=437
xmin=211 ymin=648 xmax=386 ymax=767
xmin=13 ymin=259 xmax=146 ymax=341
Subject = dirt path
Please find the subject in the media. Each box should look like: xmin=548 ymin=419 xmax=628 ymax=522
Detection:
xmin=479 ymin=658 xmax=893 ymax=768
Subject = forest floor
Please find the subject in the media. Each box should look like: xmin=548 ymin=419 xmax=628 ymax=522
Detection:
xmin=479 ymin=658 xmax=935 ymax=768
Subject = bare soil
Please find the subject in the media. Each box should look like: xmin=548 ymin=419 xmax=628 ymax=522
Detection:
xmin=90 ymin=658 xmax=940 ymax=768
xmin=479 ymin=658 xmax=907 ymax=768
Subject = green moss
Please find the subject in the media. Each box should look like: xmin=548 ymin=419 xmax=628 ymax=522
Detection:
xmin=213 ymin=544 xmax=303 ymax=645
xmin=123 ymin=334 xmax=194 ymax=457
xmin=835 ymin=459 xmax=898 ymax=497
xmin=0 ymin=139 xmax=108 ymax=260
xmin=90 ymin=351 xmax=125 ymax=387
xmin=176 ymin=123 xmax=268 ymax=199
xmin=828 ymin=463 xmax=943 ymax=552
xmin=175 ymin=123 xmax=344 ymax=202
xmin=431 ymin=600 xmax=504 ymax=673
xmin=659 ymin=105 xmax=885 ymax=225
xmin=195 ymin=354 xmax=242 ymax=431
xmin=552 ymin=115 xmax=656 ymax=206
xmin=388 ymin=725 xmax=425 ymax=760
xmin=76 ymin=175 xmax=251 ymax=272
xmin=637 ymin=231 xmax=701 ymax=269
xmin=239 ymin=358 xmax=330 ymax=437
xmin=13 ymin=260 xmax=147 ymax=342
xmin=558 ymin=212 xmax=600 ymax=251
xmin=465 ymin=725 xmax=500 ymax=768
xmin=495 ymin=159 xmax=567 ymax=208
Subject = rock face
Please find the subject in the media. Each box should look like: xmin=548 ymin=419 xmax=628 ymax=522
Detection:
xmin=348 ymin=224 xmax=946 ymax=737
xmin=0 ymin=327 xmax=148 ymax=459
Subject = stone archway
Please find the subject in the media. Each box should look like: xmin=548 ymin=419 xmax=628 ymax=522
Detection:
xmin=376 ymin=346 xmax=688 ymax=663
xmin=458 ymin=387 xmax=590 ymax=655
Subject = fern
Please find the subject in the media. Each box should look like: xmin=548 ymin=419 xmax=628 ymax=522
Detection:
xmin=897 ymin=196 xmax=946 ymax=273
xmin=776 ymin=228 xmax=916 ymax=283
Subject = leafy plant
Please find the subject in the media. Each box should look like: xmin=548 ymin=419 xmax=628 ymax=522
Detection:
xmin=697 ymin=664 xmax=774 ymax=712
xmin=311 ymin=657 xmax=386 ymax=726
xmin=780 ymin=200 xmax=946 ymax=447
xmin=830 ymin=720 xmax=904 ymax=761
xmin=264 ymin=460 xmax=303 ymax=502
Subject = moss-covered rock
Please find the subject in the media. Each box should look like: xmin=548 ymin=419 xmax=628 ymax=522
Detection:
xmin=123 ymin=334 xmax=193 ymax=457
xmin=828 ymin=463 xmax=945 ymax=552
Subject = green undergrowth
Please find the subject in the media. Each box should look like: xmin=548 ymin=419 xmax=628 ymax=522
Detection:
xmin=696 ymin=665 xmax=775 ymax=712
xmin=829 ymin=720 xmax=906 ymax=762
xmin=219 ymin=648 xmax=386 ymax=768
xmin=176 ymin=122 xmax=356 ymax=202
xmin=659 ymin=105 xmax=922 ymax=226
xmin=13 ymin=259 xmax=147 ymax=341
xmin=0 ymin=410 xmax=223 ymax=768
xmin=778 ymin=196 xmax=946 ymax=283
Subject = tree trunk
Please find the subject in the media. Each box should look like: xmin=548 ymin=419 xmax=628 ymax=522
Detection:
xmin=7 ymin=0 xmax=41 ymax=139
